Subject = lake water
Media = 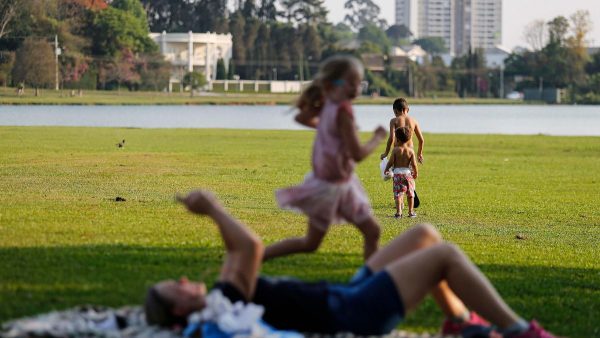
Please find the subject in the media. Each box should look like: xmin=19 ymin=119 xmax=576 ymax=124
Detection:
xmin=0 ymin=104 xmax=599 ymax=136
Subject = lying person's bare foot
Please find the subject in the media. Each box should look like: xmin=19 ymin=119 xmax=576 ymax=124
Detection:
xmin=176 ymin=190 xmax=221 ymax=215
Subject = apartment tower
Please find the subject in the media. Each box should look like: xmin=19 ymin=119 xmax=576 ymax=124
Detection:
xmin=396 ymin=0 xmax=502 ymax=55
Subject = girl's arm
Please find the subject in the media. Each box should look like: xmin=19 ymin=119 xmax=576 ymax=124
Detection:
xmin=338 ymin=108 xmax=387 ymax=162
xmin=410 ymin=150 xmax=419 ymax=179
xmin=295 ymin=108 xmax=320 ymax=128
xmin=380 ymin=119 xmax=395 ymax=159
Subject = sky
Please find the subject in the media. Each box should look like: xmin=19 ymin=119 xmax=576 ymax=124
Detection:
xmin=324 ymin=0 xmax=600 ymax=50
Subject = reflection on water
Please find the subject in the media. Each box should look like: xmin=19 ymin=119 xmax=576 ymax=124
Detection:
xmin=0 ymin=104 xmax=599 ymax=136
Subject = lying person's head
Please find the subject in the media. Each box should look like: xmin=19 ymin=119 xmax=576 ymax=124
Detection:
xmin=144 ymin=277 xmax=207 ymax=327
xmin=395 ymin=126 xmax=412 ymax=145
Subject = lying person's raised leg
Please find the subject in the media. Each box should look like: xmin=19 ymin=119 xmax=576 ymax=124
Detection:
xmin=352 ymin=224 xmax=475 ymax=330
xmin=177 ymin=190 xmax=263 ymax=300
xmin=385 ymin=243 xmax=554 ymax=337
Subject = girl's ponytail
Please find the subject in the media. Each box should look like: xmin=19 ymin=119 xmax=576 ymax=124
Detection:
xmin=296 ymin=80 xmax=324 ymax=115
xmin=296 ymin=55 xmax=364 ymax=115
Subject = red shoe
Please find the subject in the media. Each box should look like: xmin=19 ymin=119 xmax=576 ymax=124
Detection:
xmin=441 ymin=311 xmax=490 ymax=335
xmin=507 ymin=320 xmax=556 ymax=338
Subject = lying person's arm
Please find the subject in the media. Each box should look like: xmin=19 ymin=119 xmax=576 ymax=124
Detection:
xmin=177 ymin=191 xmax=263 ymax=300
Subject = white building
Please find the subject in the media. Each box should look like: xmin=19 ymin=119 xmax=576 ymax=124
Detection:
xmin=396 ymin=0 xmax=502 ymax=56
xmin=149 ymin=31 xmax=232 ymax=91
xmin=456 ymin=0 xmax=502 ymax=55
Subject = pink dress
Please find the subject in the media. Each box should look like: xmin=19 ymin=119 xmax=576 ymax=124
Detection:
xmin=276 ymin=99 xmax=373 ymax=231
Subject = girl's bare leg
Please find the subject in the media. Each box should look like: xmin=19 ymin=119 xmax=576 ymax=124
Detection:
xmin=354 ymin=216 xmax=381 ymax=260
xmin=386 ymin=243 xmax=521 ymax=329
xmin=407 ymin=196 xmax=414 ymax=214
xmin=262 ymin=220 xmax=326 ymax=261
xmin=394 ymin=195 xmax=401 ymax=215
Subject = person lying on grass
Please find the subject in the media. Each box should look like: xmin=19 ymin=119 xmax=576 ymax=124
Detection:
xmin=144 ymin=190 xmax=556 ymax=338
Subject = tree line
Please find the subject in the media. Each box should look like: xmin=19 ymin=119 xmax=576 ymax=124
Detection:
xmin=0 ymin=0 xmax=597 ymax=102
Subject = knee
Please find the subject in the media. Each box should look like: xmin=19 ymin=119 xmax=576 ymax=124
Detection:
xmin=415 ymin=223 xmax=442 ymax=244
xmin=438 ymin=242 xmax=463 ymax=263
xmin=300 ymin=236 xmax=323 ymax=252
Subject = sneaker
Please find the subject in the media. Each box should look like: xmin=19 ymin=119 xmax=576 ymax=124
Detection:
xmin=506 ymin=320 xmax=556 ymax=338
xmin=408 ymin=212 xmax=417 ymax=218
xmin=442 ymin=311 xmax=490 ymax=335
xmin=394 ymin=213 xmax=402 ymax=219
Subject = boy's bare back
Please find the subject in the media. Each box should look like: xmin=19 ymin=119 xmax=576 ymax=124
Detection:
xmin=390 ymin=116 xmax=417 ymax=148
xmin=390 ymin=145 xmax=416 ymax=169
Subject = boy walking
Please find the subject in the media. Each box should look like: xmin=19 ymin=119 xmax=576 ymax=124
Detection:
xmin=385 ymin=127 xmax=418 ymax=218
xmin=380 ymin=98 xmax=424 ymax=164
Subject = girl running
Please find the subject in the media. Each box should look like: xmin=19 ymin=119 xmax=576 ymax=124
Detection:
xmin=263 ymin=55 xmax=387 ymax=261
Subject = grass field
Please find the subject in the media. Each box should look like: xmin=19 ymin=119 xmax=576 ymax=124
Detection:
xmin=0 ymin=127 xmax=598 ymax=336
xmin=0 ymin=87 xmax=525 ymax=105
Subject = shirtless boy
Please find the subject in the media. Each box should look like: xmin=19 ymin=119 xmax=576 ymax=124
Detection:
xmin=380 ymin=98 xmax=424 ymax=164
xmin=385 ymin=127 xmax=418 ymax=218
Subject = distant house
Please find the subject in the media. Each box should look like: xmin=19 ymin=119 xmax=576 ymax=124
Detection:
xmin=402 ymin=45 xmax=428 ymax=64
xmin=361 ymin=53 xmax=385 ymax=72
xmin=149 ymin=31 xmax=233 ymax=91
xmin=484 ymin=46 xmax=511 ymax=68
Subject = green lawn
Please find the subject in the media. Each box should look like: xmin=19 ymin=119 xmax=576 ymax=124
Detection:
xmin=0 ymin=87 xmax=524 ymax=105
xmin=0 ymin=127 xmax=598 ymax=337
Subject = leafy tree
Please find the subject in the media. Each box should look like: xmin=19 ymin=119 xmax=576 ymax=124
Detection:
xmin=191 ymin=0 xmax=228 ymax=33
xmin=414 ymin=37 xmax=447 ymax=54
xmin=257 ymin=0 xmax=278 ymax=22
xmin=358 ymin=24 xmax=390 ymax=54
xmin=344 ymin=0 xmax=387 ymax=31
xmin=183 ymin=71 xmax=206 ymax=90
xmin=216 ymin=58 xmax=226 ymax=80
xmin=386 ymin=24 xmax=412 ymax=45
xmin=138 ymin=51 xmax=170 ymax=91
xmin=140 ymin=0 xmax=194 ymax=33
xmin=92 ymin=2 xmax=157 ymax=56
xmin=227 ymin=59 xmax=236 ymax=79
xmin=0 ymin=0 xmax=21 ymax=39
xmin=523 ymin=19 xmax=547 ymax=51
xmin=12 ymin=38 xmax=55 ymax=92
xmin=0 ymin=51 xmax=14 ymax=86
xmin=103 ymin=48 xmax=141 ymax=91
xmin=547 ymin=16 xmax=569 ymax=45
xmin=229 ymin=11 xmax=246 ymax=64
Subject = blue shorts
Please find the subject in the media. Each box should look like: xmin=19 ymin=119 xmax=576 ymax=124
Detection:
xmin=327 ymin=268 xmax=405 ymax=335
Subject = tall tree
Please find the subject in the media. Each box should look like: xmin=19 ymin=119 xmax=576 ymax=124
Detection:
xmin=344 ymin=0 xmax=387 ymax=31
xmin=92 ymin=1 xmax=157 ymax=56
xmin=386 ymin=24 xmax=412 ymax=45
xmin=358 ymin=24 xmax=391 ymax=54
xmin=12 ymin=38 xmax=55 ymax=92
xmin=0 ymin=0 xmax=20 ymax=39
xmin=547 ymin=16 xmax=569 ymax=45
xmin=257 ymin=0 xmax=277 ymax=22
xmin=414 ymin=37 xmax=448 ymax=54
xmin=140 ymin=0 xmax=194 ymax=33
xmin=523 ymin=19 xmax=547 ymax=51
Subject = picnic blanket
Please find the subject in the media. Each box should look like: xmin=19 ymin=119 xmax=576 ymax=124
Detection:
xmin=1 ymin=305 xmax=450 ymax=338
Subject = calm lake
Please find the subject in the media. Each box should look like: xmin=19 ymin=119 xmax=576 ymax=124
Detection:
xmin=0 ymin=105 xmax=599 ymax=136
